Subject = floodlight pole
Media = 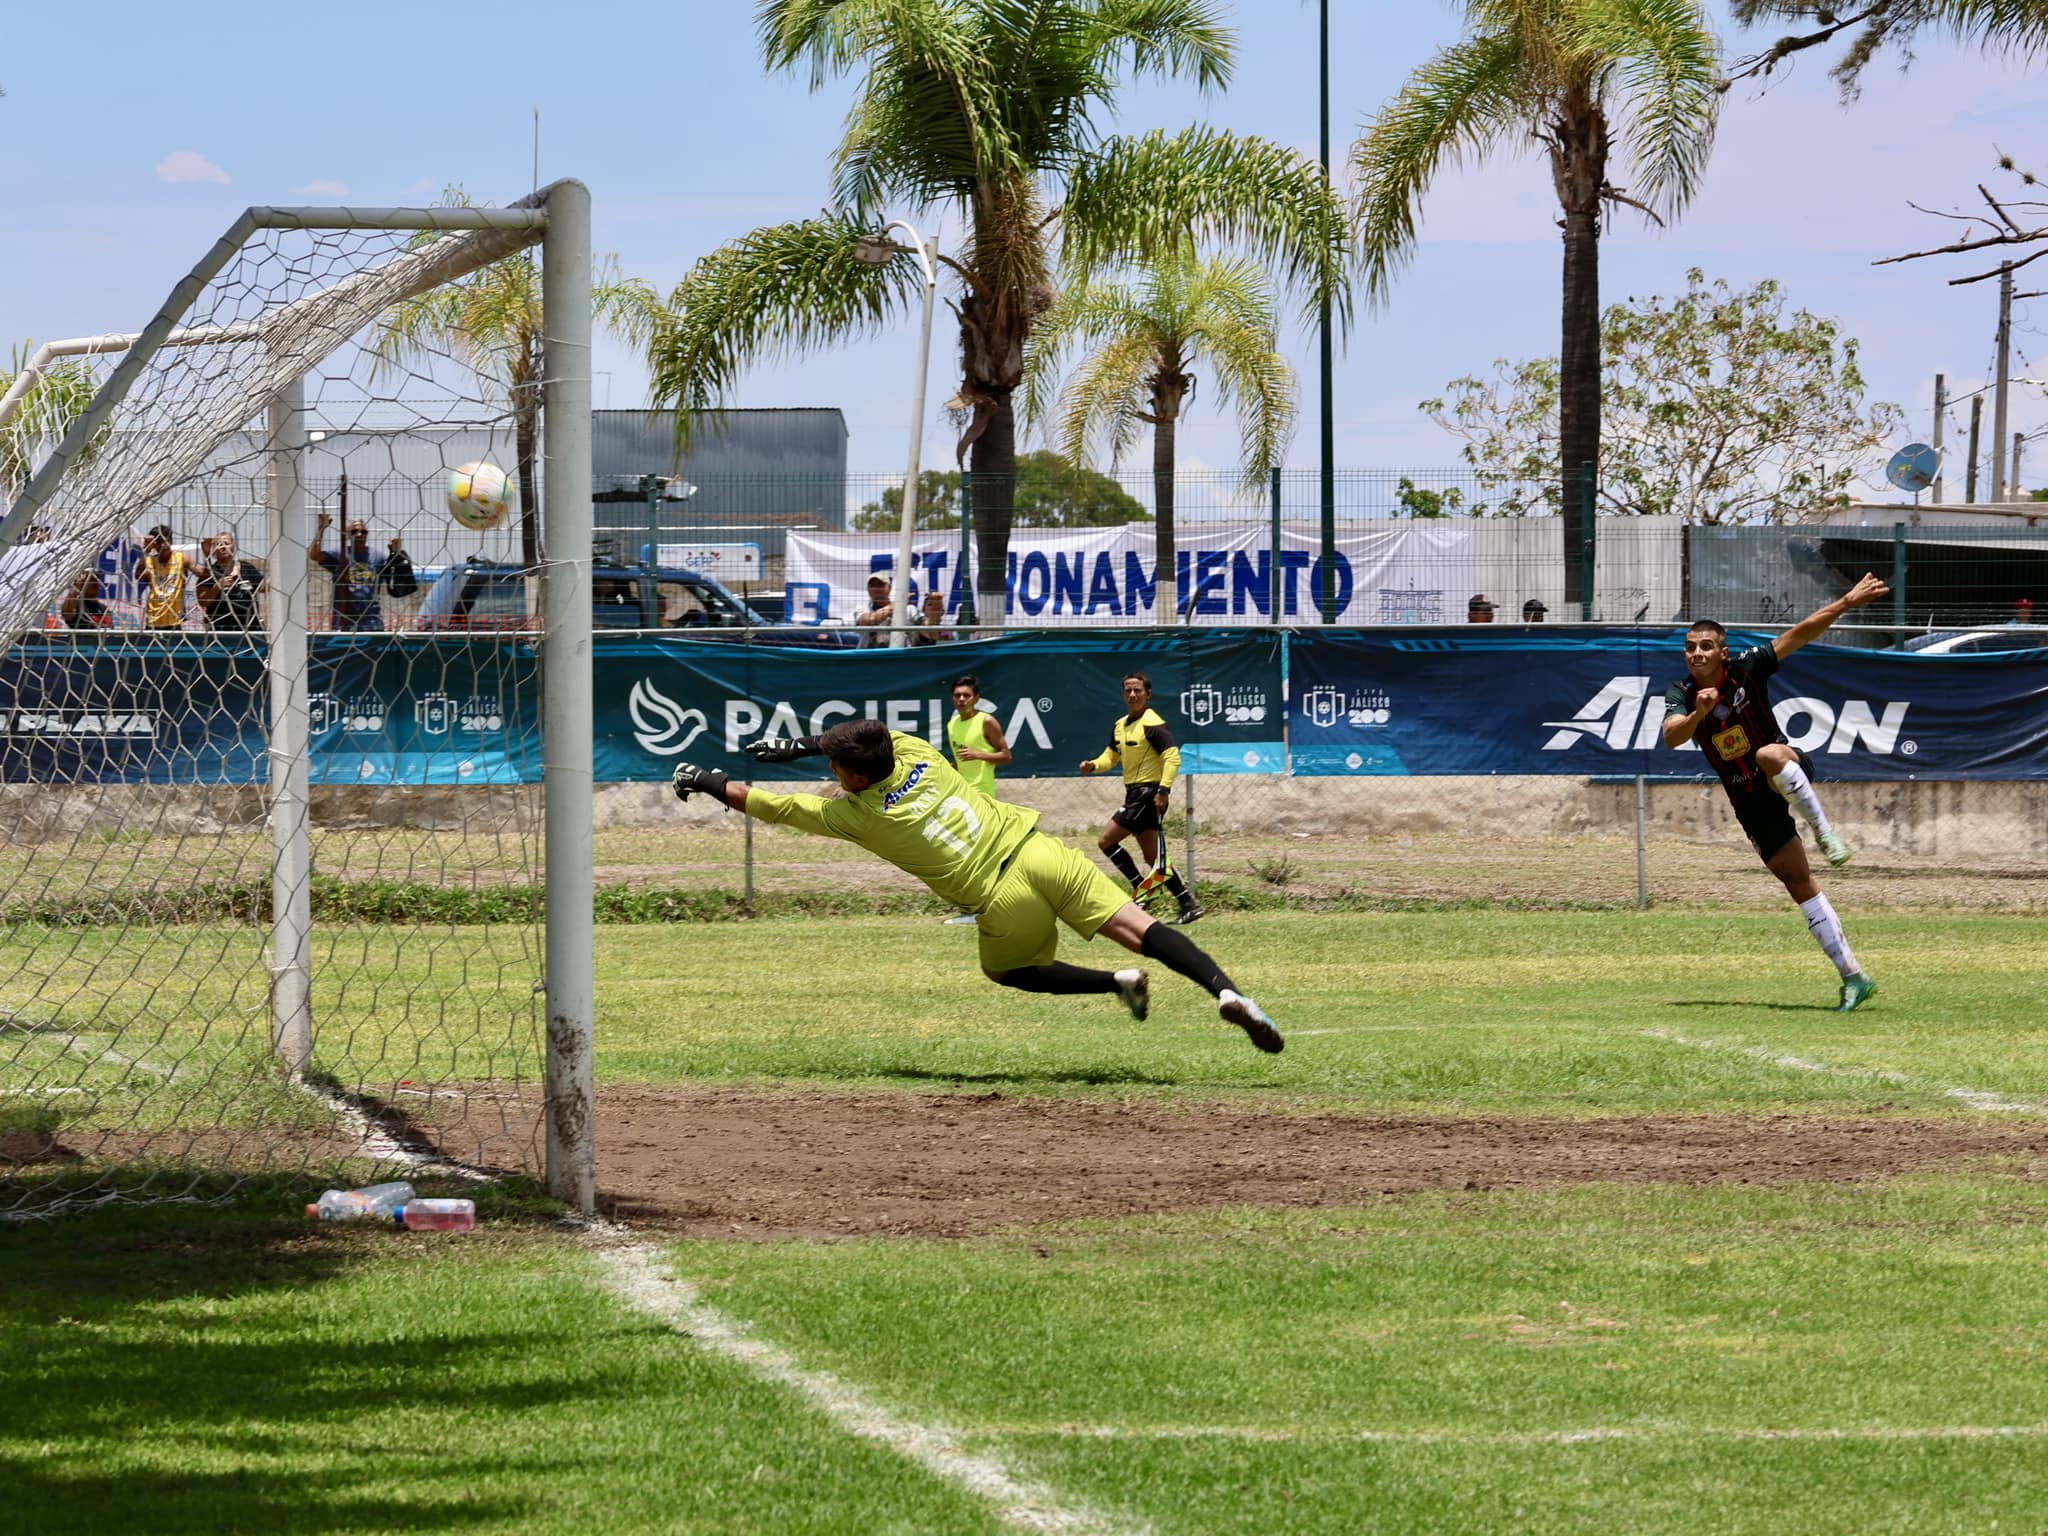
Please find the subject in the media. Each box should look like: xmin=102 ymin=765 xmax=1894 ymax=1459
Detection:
xmin=541 ymin=179 xmax=595 ymax=1214
xmin=267 ymin=375 xmax=313 ymax=1079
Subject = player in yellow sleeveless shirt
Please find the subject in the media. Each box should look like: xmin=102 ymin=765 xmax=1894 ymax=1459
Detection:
xmin=941 ymin=675 xmax=1013 ymax=925
xmin=669 ymin=719 xmax=1282 ymax=1053
xmin=945 ymin=674 xmax=1010 ymax=796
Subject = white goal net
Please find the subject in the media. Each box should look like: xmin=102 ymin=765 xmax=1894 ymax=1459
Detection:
xmin=0 ymin=188 xmax=595 ymax=1217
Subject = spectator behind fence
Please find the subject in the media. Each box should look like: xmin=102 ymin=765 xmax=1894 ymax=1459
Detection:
xmin=1467 ymin=594 xmax=1496 ymax=624
xmin=60 ymin=569 xmax=107 ymax=630
xmin=313 ymin=512 xmax=414 ymax=632
xmin=1523 ymin=599 xmax=1548 ymax=623
xmin=135 ymin=524 xmax=199 ymax=630
xmin=197 ymin=532 xmax=266 ymax=632
xmin=854 ymin=574 xmax=896 ymax=647
xmin=909 ymin=590 xmax=954 ymax=647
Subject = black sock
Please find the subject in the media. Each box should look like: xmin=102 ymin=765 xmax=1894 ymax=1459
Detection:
xmin=1105 ymin=846 xmax=1142 ymax=885
xmin=997 ymin=962 xmax=1124 ymax=996
xmin=1165 ymin=870 xmax=1193 ymax=904
xmin=1141 ymin=922 xmax=1234 ymax=997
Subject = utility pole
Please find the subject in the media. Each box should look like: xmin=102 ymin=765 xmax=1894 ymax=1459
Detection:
xmin=1966 ymin=395 xmax=1983 ymax=502
xmin=1930 ymin=373 xmax=1946 ymax=503
xmin=1316 ymin=0 xmax=1337 ymax=623
xmin=1991 ymin=262 xmax=2012 ymax=501
xmin=2015 ymin=431 xmax=2026 ymax=499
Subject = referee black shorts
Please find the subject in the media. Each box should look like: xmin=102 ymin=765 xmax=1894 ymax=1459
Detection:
xmin=1110 ymin=781 xmax=1164 ymax=835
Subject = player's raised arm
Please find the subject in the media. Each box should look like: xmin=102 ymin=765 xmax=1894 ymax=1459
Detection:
xmin=1773 ymin=573 xmax=1889 ymax=660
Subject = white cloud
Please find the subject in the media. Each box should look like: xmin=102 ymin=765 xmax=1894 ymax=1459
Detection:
xmin=156 ymin=150 xmax=228 ymax=185
xmin=289 ymin=178 xmax=349 ymax=198
xmin=404 ymin=177 xmax=435 ymax=199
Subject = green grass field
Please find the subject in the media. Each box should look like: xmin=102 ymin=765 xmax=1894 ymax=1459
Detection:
xmin=8 ymin=906 xmax=2048 ymax=1533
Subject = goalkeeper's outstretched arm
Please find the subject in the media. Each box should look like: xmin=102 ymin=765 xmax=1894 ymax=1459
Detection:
xmin=672 ymin=758 xmax=849 ymax=841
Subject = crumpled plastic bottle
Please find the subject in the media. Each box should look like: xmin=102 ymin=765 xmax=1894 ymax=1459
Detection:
xmin=305 ymin=1181 xmax=416 ymax=1220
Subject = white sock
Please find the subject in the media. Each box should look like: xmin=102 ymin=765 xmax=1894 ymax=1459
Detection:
xmin=1799 ymin=893 xmax=1860 ymax=978
xmin=1770 ymin=760 xmax=1833 ymax=836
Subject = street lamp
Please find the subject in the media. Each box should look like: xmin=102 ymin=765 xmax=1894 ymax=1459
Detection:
xmin=854 ymin=219 xmax=939 ymax=648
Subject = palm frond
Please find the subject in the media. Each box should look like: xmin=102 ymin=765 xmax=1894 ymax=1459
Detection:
xmin=1020 ymin=276 xmax=1158 ymax=431
xmin=1087 ymin=0 xmax=1234 ymax=90
xmin=1052 ymin=329 xmax=1157 ymax=468
xmin=1060 ymin=127 xmax=1351 ymax=328
xmin=648 ymin=214 xmax=926 ymax=446
xmin=1578 ymin=0 xmax=1720 ymax=213
xmin=1348 ymin=31 xmax=1530 ymax=306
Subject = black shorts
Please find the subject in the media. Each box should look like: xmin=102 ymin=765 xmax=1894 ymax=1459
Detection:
xmin=1729 ymin=747 xmax=1813 ymax=865
xmin=1110 ymin=781 xmax=1165 ymax=835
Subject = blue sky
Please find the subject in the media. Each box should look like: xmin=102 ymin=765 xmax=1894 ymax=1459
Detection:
xmin=5 ymin=2 xmax=2044 ymax=493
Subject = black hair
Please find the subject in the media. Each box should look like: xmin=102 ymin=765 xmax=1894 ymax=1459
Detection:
xmin=147 ymin=523 xmax=174 ymax=542
xmin=819 ymin=717 xmax=896 ymax=781
xmin=1685 ymin=619 xmax=1727 ymax=639
xmin=951 ymin=674 xmax=980 ymax=694
xmin=1122 ymin=671 xmax=1152 ymax=693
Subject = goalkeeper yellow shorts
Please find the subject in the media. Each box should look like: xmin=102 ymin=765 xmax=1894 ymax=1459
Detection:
xmin=976 ymin=833 xmax=1133 ymax=974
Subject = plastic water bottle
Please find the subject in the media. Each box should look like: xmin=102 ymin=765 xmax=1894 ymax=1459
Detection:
xmin=306 ymin=1181 xmax=415 ymax=1221
xmin=393 ymin=1198 xmax=475 ymax=1232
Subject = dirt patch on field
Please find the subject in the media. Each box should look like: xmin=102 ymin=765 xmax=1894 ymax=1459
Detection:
xmin=574 ymin=1087 xmax=2048 ymax=1239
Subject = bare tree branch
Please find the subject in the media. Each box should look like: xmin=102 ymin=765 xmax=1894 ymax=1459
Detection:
xmin=1722 ymin=3 xmax=1891 ymax=86
xmin=1600 ymin=187 xmax=1666 ymax=226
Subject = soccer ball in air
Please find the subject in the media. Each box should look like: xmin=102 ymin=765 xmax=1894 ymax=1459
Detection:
xmin=446 ymin=461 xmax=515 ymax=531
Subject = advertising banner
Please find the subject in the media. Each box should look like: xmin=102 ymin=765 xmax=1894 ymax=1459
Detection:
xmin=0 ymin=635 xmax=539 ymax=786
xmin=592 ymin=630 xmax=1286 ymax=781
xmin=1289 ymin=628 xmax=2048 ymax=779
xmin=784 ymin=523 xmax=1476 ymax=629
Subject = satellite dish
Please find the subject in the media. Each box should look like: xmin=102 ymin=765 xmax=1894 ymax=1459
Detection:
xmin=1886 ymin=443 xmax=1939 ymax=494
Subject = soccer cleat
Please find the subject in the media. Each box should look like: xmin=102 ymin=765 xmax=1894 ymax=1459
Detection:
xmin=1837 ymin=971 xmax=1877 ymax=1012
xmin=1218 ymin=989 xmax=1284 ymax=1054
xmin=1114 ymin=968 xmax=1150 ymax=1022
xmin=1817 ymin=829 xmax=1852 ymax=867
xmin=942 ymin=912 xmax=979 ymax=926
xmin=1175 ymin=903 xmax=1204 ymax=926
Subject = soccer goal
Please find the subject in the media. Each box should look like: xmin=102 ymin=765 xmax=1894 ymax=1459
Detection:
xmin=0 ymin=183 xmax=595 ymax=1217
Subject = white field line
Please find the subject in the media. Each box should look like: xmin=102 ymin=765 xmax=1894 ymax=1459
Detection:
xmin=595 ymin=1235 xmax=1139 ymax=1536
xmin=978 ymin=1421 xmax=2048 ymax=1447
xmin=1641 ymin=1030 xmax=2048 ymax=1116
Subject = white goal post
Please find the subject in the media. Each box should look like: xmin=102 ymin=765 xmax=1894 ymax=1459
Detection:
xmin=0 ymin=183 xmax=595 ymax=1214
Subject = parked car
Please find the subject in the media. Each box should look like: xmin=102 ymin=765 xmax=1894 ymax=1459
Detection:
xmin=1892 ymin=627 xmax=2048 ymax=655
xmin=411 ymin=559 xmax=857 ymax=645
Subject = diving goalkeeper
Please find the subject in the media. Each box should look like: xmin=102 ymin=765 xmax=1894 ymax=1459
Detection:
xmin=670 ymin=718 xmax=1282 ymax=1053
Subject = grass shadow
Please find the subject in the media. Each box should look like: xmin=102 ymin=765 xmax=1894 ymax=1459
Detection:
xmin=1669 ymin=1000 xmax=1841 ymax=1013
xmin=869 ymin=1064 xmax=1186 ymax=1088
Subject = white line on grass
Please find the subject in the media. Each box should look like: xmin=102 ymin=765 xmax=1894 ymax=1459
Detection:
xmin=1641 ymin=1030 xmax=2048 ymax=1115
xmin=985 ymin=1421 xmax=2048 ymax=1446
xmin=595 ymin=1235 xmax=1139 ymax=1536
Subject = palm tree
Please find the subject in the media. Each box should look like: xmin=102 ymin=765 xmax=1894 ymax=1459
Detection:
xmin=1 ymin=344 xmax=99 ymax=505
xmin=650 ymin=0 xmax=1348 ymax=621
xmin=1350 ymin=0 xmax=1720 ymax=605
xmin=1021 ymin=249 xmax=1294 ymax=620
xmin=372 ymin=189 xmax=664 ymax=568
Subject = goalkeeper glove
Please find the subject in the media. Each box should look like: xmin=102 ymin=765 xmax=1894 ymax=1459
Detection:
xmin=745 ymin=735 xmax=823 ymax=764
xmin=671 ymin=762 xmax=731 ymax=805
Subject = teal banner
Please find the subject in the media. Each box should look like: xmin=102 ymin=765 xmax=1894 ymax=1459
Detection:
xmin=592 ymin=630 xmax=1285 ymax=781
xmin=310 ymin=635 xmax=540 ymax=786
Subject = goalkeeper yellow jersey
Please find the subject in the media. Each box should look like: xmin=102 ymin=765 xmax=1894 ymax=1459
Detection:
xmin=745 ymin=732 xmax=1041 ymax=910
xmin=1088 ymin=707 xmax=1181 ymax=788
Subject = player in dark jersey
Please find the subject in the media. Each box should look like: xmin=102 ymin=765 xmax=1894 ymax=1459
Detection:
xmin=1662 ymin=573 xmax=1888 ymax=1011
